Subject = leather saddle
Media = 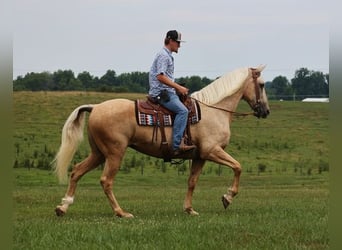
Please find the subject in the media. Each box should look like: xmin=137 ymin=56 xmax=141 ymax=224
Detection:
xmin=135 ymin=96 xmax=201 ymax=161
xmin=137 ymin=96 xmax=174 ymax=119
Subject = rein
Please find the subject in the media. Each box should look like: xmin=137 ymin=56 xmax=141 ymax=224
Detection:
xmin=190 ymin=97 xmax=254 ymax=117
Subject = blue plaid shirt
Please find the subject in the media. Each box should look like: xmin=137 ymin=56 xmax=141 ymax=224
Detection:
xmin=148 ymin=47 xmax=176 ymax=97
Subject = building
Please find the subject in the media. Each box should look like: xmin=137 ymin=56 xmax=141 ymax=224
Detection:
xmin=302 ymin=98 xmax=329 ymax=103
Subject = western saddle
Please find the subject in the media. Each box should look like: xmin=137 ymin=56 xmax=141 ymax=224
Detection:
xmin=135 ymin=96 xmax=201 ymax=161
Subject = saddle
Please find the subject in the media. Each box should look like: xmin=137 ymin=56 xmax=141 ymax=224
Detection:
xmin=135 ymin=96 xmax=201 ymax=161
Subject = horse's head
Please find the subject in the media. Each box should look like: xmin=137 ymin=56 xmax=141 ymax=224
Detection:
xmin=242 ymin=65 xmax=270 ymax=118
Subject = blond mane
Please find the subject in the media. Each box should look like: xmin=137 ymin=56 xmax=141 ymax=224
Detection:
xmin=191 ymin=67 xmax=249 ymax=104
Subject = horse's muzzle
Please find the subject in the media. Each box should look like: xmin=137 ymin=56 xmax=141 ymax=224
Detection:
xmin=253 ymin=103 xmax=270 ymax=119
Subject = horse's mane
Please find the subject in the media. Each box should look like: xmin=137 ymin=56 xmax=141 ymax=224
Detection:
xmin=191 ymin=67 xmax=249 ymax=104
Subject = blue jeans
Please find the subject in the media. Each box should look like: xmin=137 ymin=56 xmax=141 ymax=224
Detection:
xmin=159 ymin=92 xmax=189 ymax=150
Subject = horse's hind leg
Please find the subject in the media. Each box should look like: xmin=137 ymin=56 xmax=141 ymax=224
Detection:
xmin=55 ymin=152 xmax=104 ymax=216
xmin=100 ymin=154 xmax=133 ymax=218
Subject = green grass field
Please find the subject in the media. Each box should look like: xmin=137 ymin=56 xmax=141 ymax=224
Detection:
xmin=13 ymin=91 xmax=329 ymax=249
xmin=13 ymin=169 xmax=328 ymax=250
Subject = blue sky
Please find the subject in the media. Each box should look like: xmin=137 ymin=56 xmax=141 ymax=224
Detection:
xmin=13 ymin=0 xmax=329 ymax=82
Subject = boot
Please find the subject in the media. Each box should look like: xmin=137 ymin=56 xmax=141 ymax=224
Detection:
xmin=173 ymin=138 xmax=196 ymax=156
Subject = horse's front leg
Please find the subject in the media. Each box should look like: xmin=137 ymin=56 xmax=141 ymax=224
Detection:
xmin=184 ymin=159 xmax=206 ymax=215
xmin=206 ymin=146 xmax=241 ymax=208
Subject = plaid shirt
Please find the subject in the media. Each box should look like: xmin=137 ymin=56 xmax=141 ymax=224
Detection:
xmin=148 ymin=47 xmax=176 ymax=97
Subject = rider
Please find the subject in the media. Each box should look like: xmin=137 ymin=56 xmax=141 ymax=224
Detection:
xmin=148 ymin=30 xmax=196 ymax=155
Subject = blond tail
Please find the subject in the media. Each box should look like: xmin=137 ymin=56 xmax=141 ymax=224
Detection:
xmin=52 ymin=104 xmax=94 ymax=184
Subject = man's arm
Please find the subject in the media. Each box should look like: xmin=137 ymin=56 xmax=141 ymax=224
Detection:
xmin=156 ymin=74 xmax=189 ymax=95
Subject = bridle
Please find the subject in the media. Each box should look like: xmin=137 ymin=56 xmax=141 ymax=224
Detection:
xmin=251 ymin=68 xmax=262 ymax=113
xmin=190 ymin=68 xmax=263 ymax=117
xmin=251 ymin=68 xmax=261 ymax=102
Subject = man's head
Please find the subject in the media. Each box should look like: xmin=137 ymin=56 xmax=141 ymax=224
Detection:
xmin=164 ymin=30 xmax=184 ymax=53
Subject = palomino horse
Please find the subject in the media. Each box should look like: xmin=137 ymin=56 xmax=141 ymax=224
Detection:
xmin=53 ymin=65 xmax=270 ymax=218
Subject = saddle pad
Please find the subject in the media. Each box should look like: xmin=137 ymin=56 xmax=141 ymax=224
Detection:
xmin=135 ymin=99 xmax=201 ymax=127
xmin=137 ymin=112 xmax=173 ymax=126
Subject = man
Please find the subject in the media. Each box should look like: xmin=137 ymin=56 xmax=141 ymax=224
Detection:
xmin=149 ymin=30 xmax=196 ymax=155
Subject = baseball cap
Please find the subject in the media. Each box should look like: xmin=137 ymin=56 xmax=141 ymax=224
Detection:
xmin=166 ymin=30 xmax=185 ymax=42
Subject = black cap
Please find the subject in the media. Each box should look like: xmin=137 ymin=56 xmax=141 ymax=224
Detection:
xmin=166 ymin=30 xmax=185 ymax=42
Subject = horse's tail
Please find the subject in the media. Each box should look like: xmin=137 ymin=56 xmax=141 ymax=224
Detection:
xmin=52 ymin=104 xmax=94 ymax=184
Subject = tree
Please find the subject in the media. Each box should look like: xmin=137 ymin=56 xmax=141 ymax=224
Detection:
xmin=100 ymin=70 xmax=117 ymax=88
xmin=310 ymin=71 xmax=329 ymax=97
xmin=177 ymin=76 xmax=210 ymax=93
xmin=13 ymin=72 xmax=53 ymax=91
xmin=52 ymin=70 xmax=76 ymax=90
xmin=291 ymin=68 xmax=329 ymax=99
xmin=77 ymin=71 xmax=94 ymax=90
xmin=291 ymin=68 xmax=310 ymax=98
xmin=116 ymin=71 xmax=149 ymax=92
xmin=269 ymin=76 xmax=292 ymax=100
xmin=13 ymin=67 xmax=329 ymax=97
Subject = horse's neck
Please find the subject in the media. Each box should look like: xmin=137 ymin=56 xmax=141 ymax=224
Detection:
xmin=215 ymin=90 xmax=243 ymax=113
xmin=212 ymin=71 xmax=249 ymax=112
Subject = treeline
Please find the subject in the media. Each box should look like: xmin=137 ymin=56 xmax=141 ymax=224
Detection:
xmin=13 ymin=70 xmax=150 ymax=93
xmin=13 ymin=67 xmax=329 ymax=100
xmin=13 ymin=69 xmax=212 ymax=94
xmin=267 ymin=68 xmax=329 ymax=100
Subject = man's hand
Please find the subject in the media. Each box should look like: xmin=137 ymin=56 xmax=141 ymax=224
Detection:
xmin=176 ymin=85 xmax=189 ymax=96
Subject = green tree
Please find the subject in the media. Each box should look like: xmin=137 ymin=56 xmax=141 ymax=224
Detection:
xmin=310 ymin=71 xmax=329 ymax=97
xmin=177 ymin=76 xmax=211 ymax=93
xmin=77 ymin=71 xmax=94 ymax=90
xmin=13 ymin=67 xmax=328 ymax=96
xmin=100 ymin=70 xmax=117 ymax=88
xmin=13 ymin=72 xmax=53 ymax=91
xmin=52 ymin=70 xmax=76 ymax=90
xmin=116 ymin=72 xmax=149 ymax=93
xmin=13 ymin=76 xmax=26 ymax=91
xmin=269 ymin=76 xmax=292 ymax=100
xmin=291 ymin=68 xmax=329 ymax=99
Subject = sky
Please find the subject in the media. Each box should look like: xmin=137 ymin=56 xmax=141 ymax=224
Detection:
xmin=13 ymin=0 xmax=329 ymax=82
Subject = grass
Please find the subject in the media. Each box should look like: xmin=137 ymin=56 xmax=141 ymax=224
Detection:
xmin=13 ymin=168 xmax=328 ymax=250
xmin=13 ymin=91 xmax=329 ymax=249
xmin=13 ymin=91 xmax=329 ymax=174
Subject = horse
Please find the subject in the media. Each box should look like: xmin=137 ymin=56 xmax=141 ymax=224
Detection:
xmin=53 ymin=65 xmax=270 ymax=218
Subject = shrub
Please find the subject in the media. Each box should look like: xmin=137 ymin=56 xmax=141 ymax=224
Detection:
xmin=258 ymin=163 xmax=267 ymax=173
xmin=318 ymin=160 xmax=329 ymax=173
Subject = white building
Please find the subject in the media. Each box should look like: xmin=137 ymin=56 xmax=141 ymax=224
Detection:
xmin=302 ymin=98 xmax=329 ymax=103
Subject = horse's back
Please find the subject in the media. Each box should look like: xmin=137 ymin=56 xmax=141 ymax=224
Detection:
xmin=98 ymin=98 xmax=134 ymax=106
xmin=92 ymin=98 xmax=134 ymax=114
xmin=88 ymin=98 xmax=136 ymax=133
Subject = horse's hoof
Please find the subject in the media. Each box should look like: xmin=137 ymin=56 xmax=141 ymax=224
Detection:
xmin=55 ymin=206 xmax=66 ymax=216
xmin=116 ymin=212 xmax=134 ymax=218
xmin=184 ymin=207 xmax=199 ymax=216
xmin=123 ymin=213 xmax=134 ymax=218
xmin=221 ymin=195 xmax=230 ymax=209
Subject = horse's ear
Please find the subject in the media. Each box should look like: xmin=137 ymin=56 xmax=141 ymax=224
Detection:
xmin=257 ymin=64 xmax=266 ymax=72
